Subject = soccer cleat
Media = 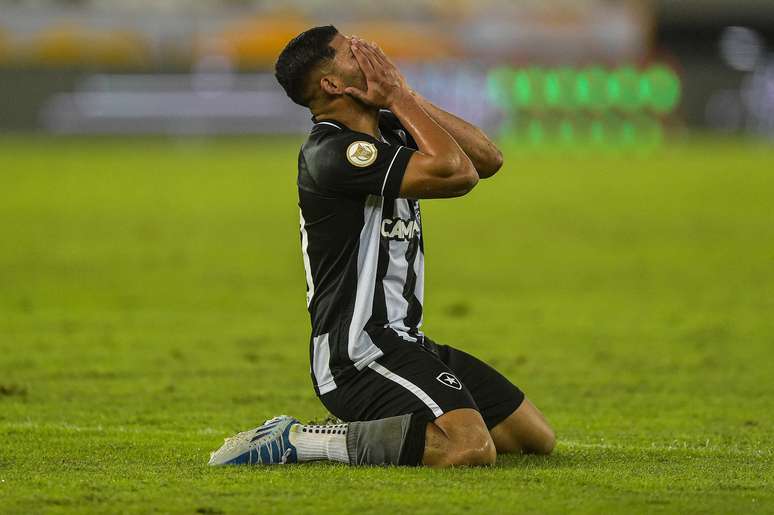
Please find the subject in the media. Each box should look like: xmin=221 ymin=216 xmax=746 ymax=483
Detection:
xmin=208 ymin=415 xmax=300 ymax=466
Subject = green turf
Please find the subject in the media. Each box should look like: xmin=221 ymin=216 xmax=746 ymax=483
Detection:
xmin=0 ymin=135 xmax=772 ymax=514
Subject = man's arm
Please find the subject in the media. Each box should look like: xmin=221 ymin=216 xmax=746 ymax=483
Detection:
xmin=410 ymin=91 xmax=503 ymax=179
xmin=345 ymin=40 xmax=478 ymax=199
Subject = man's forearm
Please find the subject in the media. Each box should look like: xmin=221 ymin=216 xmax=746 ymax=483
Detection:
xmin=390 ymin=90 xmax=471 ymax=172
xmin=388 ymin=90 xmax=479 ymax=197
xmin=410 ymin=91 xmax=503 ymax=179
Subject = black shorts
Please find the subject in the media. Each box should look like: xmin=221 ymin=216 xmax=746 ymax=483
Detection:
xmin=319 ymin=336 xmax=525 ymax=429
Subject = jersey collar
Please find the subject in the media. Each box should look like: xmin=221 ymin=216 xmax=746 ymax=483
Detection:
xmin=310 ymin=115 xmax=387 ymax=142
xmin=310 ymin=116 xmax=344 ymax=130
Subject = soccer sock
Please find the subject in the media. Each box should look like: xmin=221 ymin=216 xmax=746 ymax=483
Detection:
xmin=288 ymin=413 xmax=431 ymax=466
xmin=288 ymin=422 xmax=349 ymax=463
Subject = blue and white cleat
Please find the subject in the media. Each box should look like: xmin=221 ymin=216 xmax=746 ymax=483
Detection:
xmin=208 ymin=415 xmax=300 ymax=466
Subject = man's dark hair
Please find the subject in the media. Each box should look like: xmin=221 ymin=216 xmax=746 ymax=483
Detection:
xmin=275 ymin=25 xmax=339 ymax=108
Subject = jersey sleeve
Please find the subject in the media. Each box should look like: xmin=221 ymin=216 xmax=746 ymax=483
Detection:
xmin=306 ymin=131 xmax=414 ymax=199
xmin=379 ymin=110 xmax=418 ymax=150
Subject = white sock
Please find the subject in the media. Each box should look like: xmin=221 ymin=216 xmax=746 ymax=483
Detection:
xmin=288 ymin=423 xmax=349 ymax=463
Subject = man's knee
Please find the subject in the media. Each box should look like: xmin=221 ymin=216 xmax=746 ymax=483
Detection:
xmin=530 ymin=426 xmax=556 ymax=455
xmin=446 ymin=435 xmax=497 ymax=466
xmin=520 ymin=408 xmax=555 ymax=455
xmin=429 ymin=408 xmax=497 ymax=467
xmin=490 ymin=398 xmax=556 ymax=455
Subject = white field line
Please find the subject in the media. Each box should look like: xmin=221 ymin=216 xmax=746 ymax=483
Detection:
xmin=1 ymin=420 xmax=225 ymax=436
xmin=2 ymin=421 xmax=771 ymax=459
xmin=560 ymin=439 xmax=772 ymax=458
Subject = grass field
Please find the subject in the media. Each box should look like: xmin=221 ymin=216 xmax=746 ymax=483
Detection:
xmin=1 ymin=135 xmax=772 ymax=514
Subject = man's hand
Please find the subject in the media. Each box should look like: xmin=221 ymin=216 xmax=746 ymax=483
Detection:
xmin=345 ymin=39 xmax=409 ymax=109
xmin=359 ymin=39 xmax=410 ymax=92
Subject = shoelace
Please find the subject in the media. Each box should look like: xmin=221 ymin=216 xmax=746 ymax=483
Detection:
xmin=214 ymin=417 xmax=291 ymax=465
xmin=269 ymin=423 xmax=293 ymax=465
xmin=251 ymin=419 xmax=292 ymax=465
xmin=280 ymin=448 xmax=293 ymax=464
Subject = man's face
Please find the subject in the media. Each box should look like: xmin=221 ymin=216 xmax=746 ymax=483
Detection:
xmin=326 ymin=33 xmax=367 ymax=92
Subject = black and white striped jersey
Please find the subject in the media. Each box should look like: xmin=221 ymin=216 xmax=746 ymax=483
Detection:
xmin=297 ymin=111 xmax=425 ymax=395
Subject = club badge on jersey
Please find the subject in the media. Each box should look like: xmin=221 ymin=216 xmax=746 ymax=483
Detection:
xmin=346 ymin=141 xmax=378 ymax=167
xmin=436 ymin=372 xmax=463 ymax=390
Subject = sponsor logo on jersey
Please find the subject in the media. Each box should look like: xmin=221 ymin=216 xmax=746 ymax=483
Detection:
xmin=436 ymin=372 xmax=462 ymax=390
xmin=346 ymin=141 xmax=378 ymax=167
xmin=381 ymin=217 xmax=420 ymax=241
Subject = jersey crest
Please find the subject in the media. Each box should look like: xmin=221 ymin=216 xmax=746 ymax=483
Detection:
xmin=346 ymin=141 xmax=378 ymax=167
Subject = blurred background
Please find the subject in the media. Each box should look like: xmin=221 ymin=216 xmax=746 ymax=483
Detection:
xmin=2 ymin=2 xmax=773 ymax=511
xmin=0 ymin=0 xmax=773 ymax=146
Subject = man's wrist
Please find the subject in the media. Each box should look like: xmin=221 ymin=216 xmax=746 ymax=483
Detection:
xmin=410 ymin=89 xmax=433 ymax=111
xmin=388 ymin=87 xmax=415 ymax=111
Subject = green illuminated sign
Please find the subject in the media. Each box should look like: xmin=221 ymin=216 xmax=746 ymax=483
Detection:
xmin=486 ymin=63 xmax=680 ymax=153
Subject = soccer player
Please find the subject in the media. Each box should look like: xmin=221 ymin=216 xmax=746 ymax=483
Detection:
xmin=209 ymin=25 xmax=555 ymax=467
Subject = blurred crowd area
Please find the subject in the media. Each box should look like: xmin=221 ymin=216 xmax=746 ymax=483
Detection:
xmin=0 ymin=0 xmax=773 ymax=145
xmin=0 ymin=0 xmax=649 ymax=66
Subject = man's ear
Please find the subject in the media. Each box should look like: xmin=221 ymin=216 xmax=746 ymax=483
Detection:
xmin=320 ymin=75 xmax=342 ymax=96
